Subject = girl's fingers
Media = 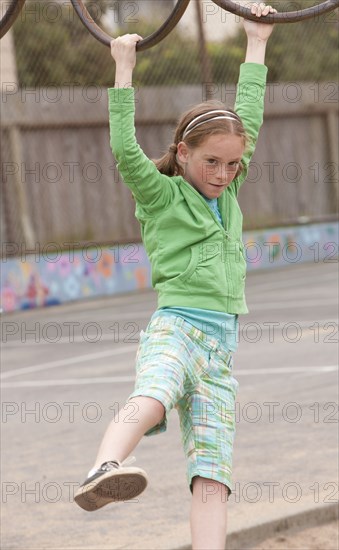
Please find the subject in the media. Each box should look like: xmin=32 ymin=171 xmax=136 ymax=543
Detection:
xmin=263 ymin=5 xmax=277 ymax=15
xmin=127 ymin=33 xmax=143 ymax=41
xmin=257 ymin=2 xmax=264 ymax=16
xmin=251 ymin=3 xmax=263 ymax=17
xmin=250 ymin=2 xmax=277 ymax=17
xmin=110 ymin=34 xmax=143 ymax=46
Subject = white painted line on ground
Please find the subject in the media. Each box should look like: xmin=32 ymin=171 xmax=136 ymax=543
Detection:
xmin=1 ymin=376 xmax=135 ymax=388
xmin=2 ymin=332 xmax=143 ymax=347
xmin=248 ymin=299 xmax=336 ymax=311
xmin=1 ymin=366 xmax=337 ymax=388
xmin=246 ymin=272 xmax=336 ymax=293
xmin=0 ymin=346 xmax=138 ymax=380
xmin=236 ymin=365 xmax=338 ymax=375
xmin=2 ymin=319 xmax=338 ymax=348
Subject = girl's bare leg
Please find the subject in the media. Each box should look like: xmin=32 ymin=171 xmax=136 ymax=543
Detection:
xmin=91 ymin=396 xmax=165 ymax=470
xmin=190 ymin=477 xmax=229 ymax=550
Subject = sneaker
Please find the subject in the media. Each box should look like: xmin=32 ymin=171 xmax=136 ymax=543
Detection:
xmin=74 ymin=456 xmax=148 ymax=512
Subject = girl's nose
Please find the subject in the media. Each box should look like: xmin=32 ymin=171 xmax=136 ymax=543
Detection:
xmin=218 ymin=166 xmax=229 ymax=183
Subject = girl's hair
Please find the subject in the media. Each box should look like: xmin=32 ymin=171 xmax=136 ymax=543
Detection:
xmin=152 ymin=99 xmax=249 ymax=178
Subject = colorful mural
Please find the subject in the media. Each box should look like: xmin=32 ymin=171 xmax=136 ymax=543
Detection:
xmin=1 ymin=222 xmax=338 ymax=313
xmin=1 ymin=244 xmax=151 ymax=313
xmin=242 ymin=222 xmax=338 ymax=269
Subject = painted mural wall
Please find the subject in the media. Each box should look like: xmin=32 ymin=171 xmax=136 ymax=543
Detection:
xmin=1 ymin=222 xmax=338 ymax=313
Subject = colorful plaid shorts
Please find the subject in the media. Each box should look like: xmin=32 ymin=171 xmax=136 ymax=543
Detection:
xmin=127 ymin=314 xmax=239 ymax=498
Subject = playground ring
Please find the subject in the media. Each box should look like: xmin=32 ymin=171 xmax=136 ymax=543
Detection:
xmin=1 ymin=0 xmax=26 ymax=39
xmin=214 ymin=0 xmax=339 ymax=23
xmin=1 ymin=0 xmax=339 ymax=43
xmin=70 ymin=0 xmax=191 ymax=50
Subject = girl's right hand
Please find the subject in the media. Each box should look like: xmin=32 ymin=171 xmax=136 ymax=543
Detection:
xmin=110 ymin=34 xmax=143 ymax=70
xmin=243 ymin=3 xmax=277 ymax=42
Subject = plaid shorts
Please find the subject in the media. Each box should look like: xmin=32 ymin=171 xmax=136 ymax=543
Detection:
xmin=127 ymin=314 xmax=239 ymax=498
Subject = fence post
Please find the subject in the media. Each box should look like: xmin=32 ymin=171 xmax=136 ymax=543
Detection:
xmin=325 ymin=109 xmax=339 ymax=210
xmin=194 ymin=0 xmax=214 ymax=100
xmin=8 ymin=124 xmax=36 ymax=249
xmin=1 ymin=27 xmax=36 ymax=253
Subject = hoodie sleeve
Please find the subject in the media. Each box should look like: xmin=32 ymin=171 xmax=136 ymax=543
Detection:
xmin=230 ymin=62 xmax=268 ymax=196
xmin=108 ymin=87 xmax=175 ymax=214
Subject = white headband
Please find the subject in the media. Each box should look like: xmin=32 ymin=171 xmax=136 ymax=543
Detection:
xmin=182 ymin=109 xmax=240 ymax=139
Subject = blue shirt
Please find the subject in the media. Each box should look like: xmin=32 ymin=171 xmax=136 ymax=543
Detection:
xmin=202 ymin=196 xmax=223 ymax=224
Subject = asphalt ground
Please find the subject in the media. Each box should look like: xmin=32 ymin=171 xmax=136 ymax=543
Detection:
xmin=1 ymin=260 xmax=338 ymax=549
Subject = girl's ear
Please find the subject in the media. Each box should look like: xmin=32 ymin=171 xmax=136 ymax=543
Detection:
xmin=177 ymin=141 xmax=189 ymax=163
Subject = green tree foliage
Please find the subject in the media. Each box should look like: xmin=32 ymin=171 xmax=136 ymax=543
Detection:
xmin=216 ymin=10 xmax=338 ymax=83
xmin=13 ymin=0 xmax=114 ymax=86
xmin=13 ymin=0 xmax=338 ymax=87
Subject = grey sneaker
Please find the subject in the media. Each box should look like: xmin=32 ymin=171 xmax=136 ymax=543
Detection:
xmin=74 ymin=457 xmax=148 ymax=511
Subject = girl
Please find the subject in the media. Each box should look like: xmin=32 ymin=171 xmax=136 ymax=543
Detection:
xmin=75 ymin=3 xmax=276 ymax=548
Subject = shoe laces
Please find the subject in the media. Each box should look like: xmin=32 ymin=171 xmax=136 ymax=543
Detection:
xmin=120 ymin=456 xmax=136 ymax=467
xmin=101 ymin=456 xmax=136 ymax=471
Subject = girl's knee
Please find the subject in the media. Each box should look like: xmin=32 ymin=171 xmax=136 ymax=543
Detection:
xmin=192 ymin=477 xmax=229 ymax=501
xmin=149 ymin=396 xmax=166 ymax=423
xmin=129 ymin=395 xmax=165 ymax=424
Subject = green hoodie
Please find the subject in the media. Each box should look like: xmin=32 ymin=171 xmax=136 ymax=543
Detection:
xmin=108 ymin=62 xmax=268 ymax=314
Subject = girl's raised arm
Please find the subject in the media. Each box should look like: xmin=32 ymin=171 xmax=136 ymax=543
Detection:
xmin=243 ymin=2 xmax=277 ymax=64
xmin=108 ymin=35 xmax=175 ymax=214
xmin=111 ymin=34 xmax=142 ymax=88
xmin=231 ymin=3 xmax=276 ymax=195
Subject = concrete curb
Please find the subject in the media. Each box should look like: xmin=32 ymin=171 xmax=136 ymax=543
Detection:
xmin=175 ymin=503 xmax=339 ymax=550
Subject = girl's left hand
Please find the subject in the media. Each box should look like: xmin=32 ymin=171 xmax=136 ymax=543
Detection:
xmin=110 ymin=33 xmax=143 ymax=70
xmin=243 ymin=2 xmax=278 ymax=41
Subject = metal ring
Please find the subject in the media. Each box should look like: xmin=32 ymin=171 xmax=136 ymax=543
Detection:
xmin=1 ymin=0 xmax=338 ymax=43
xmin=70 ymin=0 xmax=191 ymax=50
xmin=1 ymin=0 xmax=26 ymax=39
xmin=212 ymin=0 xmax=339 ymax=23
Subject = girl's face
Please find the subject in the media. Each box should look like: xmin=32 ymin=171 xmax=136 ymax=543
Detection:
xmin=177 ymin=133 xmax=245 ymax=199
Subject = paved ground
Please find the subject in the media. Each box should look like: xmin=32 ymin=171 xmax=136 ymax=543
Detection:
xmin=1 ymin=260 xmax=338 ymax=549
xmin=250 ymin=519 xmax=338 ymax=550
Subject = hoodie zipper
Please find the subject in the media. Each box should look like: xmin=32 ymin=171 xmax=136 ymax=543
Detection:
xmin=179 ymin=178 xmax=230 ymax=239
xmin=179 ymin=176 xmax=243 ymax=295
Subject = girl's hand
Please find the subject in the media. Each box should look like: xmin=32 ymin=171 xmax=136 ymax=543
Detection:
xmin=110 ymin=33 xmax=143 ymax=70
xmin=243 ymin=3 xmax=277 ymax=41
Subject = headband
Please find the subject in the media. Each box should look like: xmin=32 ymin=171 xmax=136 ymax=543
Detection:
xmin=182 ymin=109 xmax=240 ymax=140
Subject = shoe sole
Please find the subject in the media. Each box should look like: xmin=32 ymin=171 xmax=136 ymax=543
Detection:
xmin=74 ymin=467 xmax=148 ymax=512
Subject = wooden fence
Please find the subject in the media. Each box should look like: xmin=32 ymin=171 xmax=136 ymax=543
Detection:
xmin=1 ymin=82 xmax=338 ymax=257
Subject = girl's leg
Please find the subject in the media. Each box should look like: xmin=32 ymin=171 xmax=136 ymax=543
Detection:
xmin=91 ymin=396 xmax=165 ymax=470
xmin=190 ymin=476 xmax=229 ymax=550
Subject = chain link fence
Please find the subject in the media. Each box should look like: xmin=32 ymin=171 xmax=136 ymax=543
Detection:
xmin=1 ymin=0 xmax=338 ymax=257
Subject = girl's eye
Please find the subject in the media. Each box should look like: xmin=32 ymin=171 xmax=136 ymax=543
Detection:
xmin=228 ymin=161 xmax=239 ymax=167
xmin=207 ymin=159 xmax=217 ymax=164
